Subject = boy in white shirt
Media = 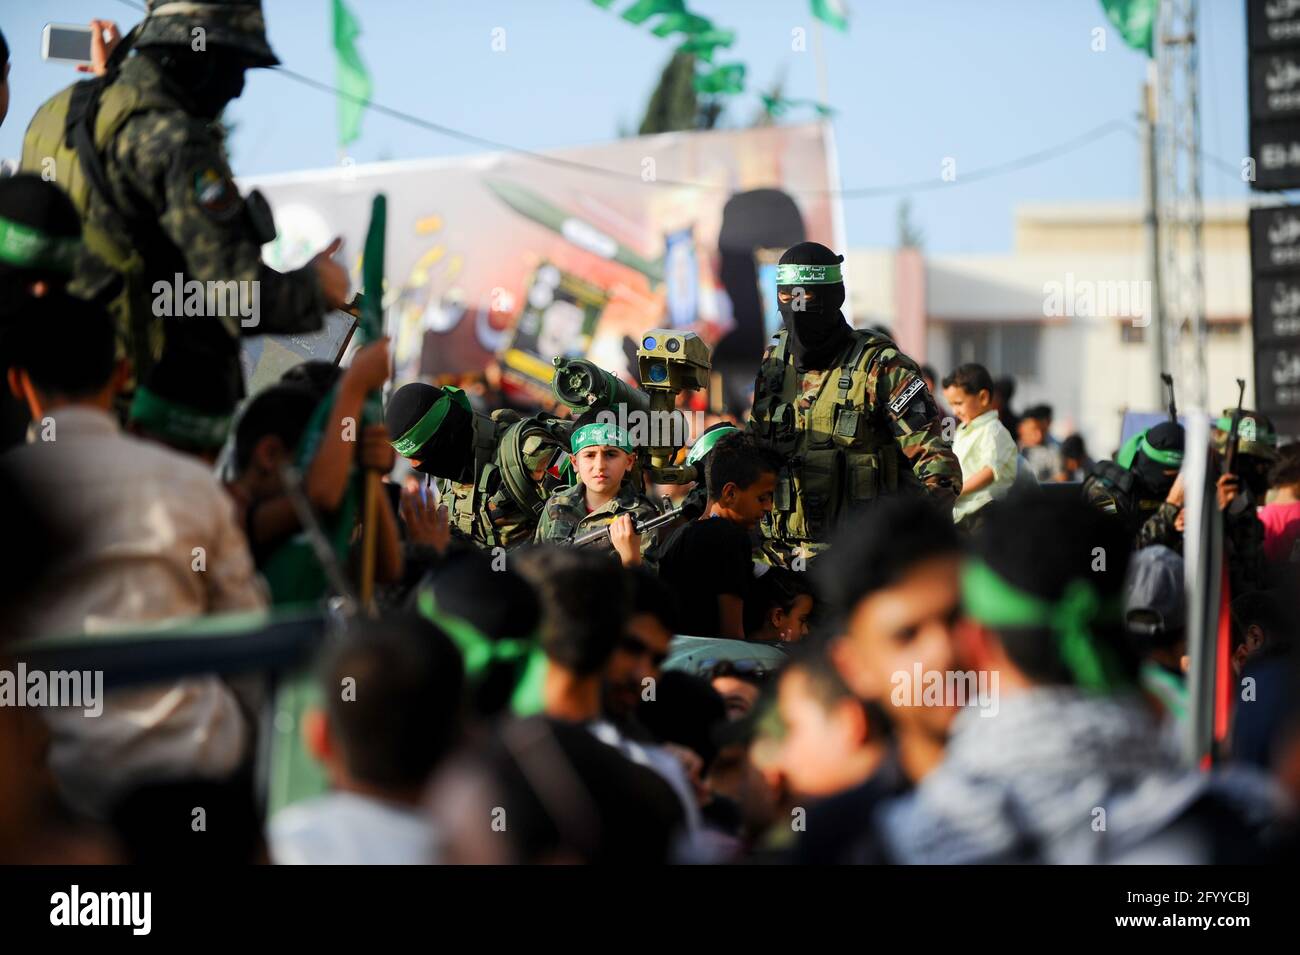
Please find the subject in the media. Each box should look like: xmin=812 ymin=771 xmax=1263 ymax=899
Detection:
xmin=942 ymin=363 xmax=1020 ymax=532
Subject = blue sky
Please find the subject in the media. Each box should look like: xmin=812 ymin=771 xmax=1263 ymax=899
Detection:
xmin=1 ymin=0 xmax=1250 ymax=252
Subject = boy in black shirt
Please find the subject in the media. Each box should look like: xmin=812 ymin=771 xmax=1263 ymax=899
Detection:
xmin=660 ymin=432 xmax=781 ymax=639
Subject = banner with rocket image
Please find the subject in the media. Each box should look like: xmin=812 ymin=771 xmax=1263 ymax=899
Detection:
xmin=245 ymin=121 xmax=840 ymax=404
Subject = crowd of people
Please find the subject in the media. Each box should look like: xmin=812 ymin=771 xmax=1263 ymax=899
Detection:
xmin=2 ymin=8 xmax=1300 ymax=866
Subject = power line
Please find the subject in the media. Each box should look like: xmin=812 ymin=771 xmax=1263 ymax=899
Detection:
xmin=106 ymin=0 xmax=1136 ymax=199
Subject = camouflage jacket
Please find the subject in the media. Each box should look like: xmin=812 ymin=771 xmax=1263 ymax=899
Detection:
xmin=22 ymin=54 xmax=326 ymax=390
xmin=747 ymin=328 xmax=959 ymax=548
xmin=1135 ymin=501 xmax=1182 ymax=551
xmin=1081 ymin=461 xmax=1166 ymax=543
xmin=534 ymin=480 xmax=662 ymax=568
xmin=1136 ymin=499 xmax=1266 ymax=595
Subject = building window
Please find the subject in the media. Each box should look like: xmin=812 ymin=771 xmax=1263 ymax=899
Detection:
xmin=950 ymin=323 xmax=1041 ymax=379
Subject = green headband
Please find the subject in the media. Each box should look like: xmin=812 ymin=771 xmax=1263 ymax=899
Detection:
xmin=685 ymin=424 xmax=738 ymax=467
xmin=1138 ymin=434 xmax=1183 ymax=467
xmin=571 ymin=421 xmax=633 ymax=454
xmin=1215 ymin=416 xmax=1277 ymax=445
xmin=418 ymin=589 xmax=545 ymax=716
xmin=960 ymin=559 xmax=1129 ymax=692
xmin=128 ymin=385 xmax=232 ymax=450
xmin=0 ymin=215 xmax=80 ymax=273
xmin=390 ymin=385 xmax=470 ymax=458
xmin=775 ymin=263 xmax=842 ymax=285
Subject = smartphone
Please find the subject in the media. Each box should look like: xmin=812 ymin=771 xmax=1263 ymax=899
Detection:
xmin=42 ymin=24 xmax=94 ymax=65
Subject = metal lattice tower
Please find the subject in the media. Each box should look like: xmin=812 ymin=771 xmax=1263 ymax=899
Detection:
xmin=1156 ymin=0 xmax=1207 ymax=409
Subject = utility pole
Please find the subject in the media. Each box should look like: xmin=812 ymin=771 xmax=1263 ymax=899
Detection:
xmin=1156 ymin=0 xmax=1207 ymax=411
xmin=1141 ymin=62 xmax=1166 ymax=409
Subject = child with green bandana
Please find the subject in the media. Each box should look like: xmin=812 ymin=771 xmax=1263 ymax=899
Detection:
xmin=534 ymin=412 xmax=661 ymax=569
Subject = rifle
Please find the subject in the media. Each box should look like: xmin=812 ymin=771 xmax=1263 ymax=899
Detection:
xmin=1161 ymin=373 xmax=1177 ymax=422
xmin=1223 ymin=378 xmax=1247 ymax=477
xmin=573 ymin=496 xmax=703 ymax=549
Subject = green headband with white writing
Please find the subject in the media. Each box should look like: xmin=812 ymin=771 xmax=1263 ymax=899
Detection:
xmin=960 ymin=559 xmax=1130 ymax=692
xmin=1138 ymin=434 xmax=1183 ymax=467
xmin=0 ymin=215 xmax=80 ymax=273
xmin=571 ymin=421 xmax=633 ymax=454
xmin=685 ymin=424 xmax=738 ymax=467
xmin=418 ymin=589 xmax=546 ymax=716
xmin=775 ymin=263 xmax=842 ymax=285
xmin=390 ymin=385 xmax=470 ymax=458
xmin=128 ymin=385 xmax=232 ymax=450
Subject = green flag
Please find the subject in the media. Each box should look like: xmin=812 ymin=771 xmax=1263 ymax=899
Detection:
xmin=811 ymin=0 xmax=849 ymax=33
xmin=1099 ymin=0 xmax=1157 ymax=56
xmin=677 ymin=27 xmax=734 ymax=63
xmin=652 ymin=12 xmax=713 ymax=38
xmin=332 ymin=0 xmax=372 ymax=147
xmin=622 ymin=0 xmax=685 ymax=26
xmin=694 ymin=62 xmax=745 ymax=95
xmin=762 ymin=94 xmax=835 ymax=118
xmin=358 ymin=194 xmax=387 ymax=346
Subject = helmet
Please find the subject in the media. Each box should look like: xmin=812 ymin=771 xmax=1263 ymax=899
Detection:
xmin=135 ymin=0 xmax=280 ymax=67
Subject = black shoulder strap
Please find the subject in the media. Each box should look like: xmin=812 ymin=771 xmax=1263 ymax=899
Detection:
xmin=836 ymin=335 xmax=875 ymax=406
xmin=68 ymin=79 xmax=115 ymax=204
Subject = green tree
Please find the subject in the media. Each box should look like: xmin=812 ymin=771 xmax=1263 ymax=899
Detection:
xmin=636 ymin=51 xmax=721 ymax=135
xmin=897 ymin=198 xmax=924 ymax=249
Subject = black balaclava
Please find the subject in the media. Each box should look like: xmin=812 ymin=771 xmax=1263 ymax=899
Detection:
xmin=385 ymin=382 xmax=477 ymax=483
xmin=776 ymin=241 xmax=851 ymax=371
xmin=139 ymin=45 xmax=250 ymax=119
xmin=1132 ymin=420 xmax=1185 ymax=498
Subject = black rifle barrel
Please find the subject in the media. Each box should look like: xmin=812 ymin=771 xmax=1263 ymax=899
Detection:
xmin=572 ymin=501 xmax=698 ymax=548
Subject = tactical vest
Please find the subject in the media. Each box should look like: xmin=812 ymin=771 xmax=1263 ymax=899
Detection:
xmin=441 ymin=410 xmax=571 ymax=549
xmin=751 ymin=330 xmax=899 ymax=545
xmin=21 ymin=73 xmax=229 ymax=382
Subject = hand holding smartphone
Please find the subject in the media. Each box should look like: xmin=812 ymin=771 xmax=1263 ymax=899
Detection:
xmin=42 ymin=21 xmax=121 ymax=74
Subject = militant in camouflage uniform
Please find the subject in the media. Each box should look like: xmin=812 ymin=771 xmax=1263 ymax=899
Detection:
xmin=1227 ymin=418 xmax=1270 ymax=596
xmin=1139 ymin=410 xmax=1278 ymax=595
xmin=1082 ymin=420 xmax=1185 ymax=544
xmin=747 ymin=242 xmax=959 ymax=564
xmin=20 ymin=0 xmax=347 ymax=397
xmin=533 ymin=421 xmax=662 ymax=568
xmin=386 ymin=381 xmax=571 ymax=550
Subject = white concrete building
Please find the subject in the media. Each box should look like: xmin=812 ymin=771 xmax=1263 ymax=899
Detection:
xmin=845 ymin=200 xmax=1254 ymax=458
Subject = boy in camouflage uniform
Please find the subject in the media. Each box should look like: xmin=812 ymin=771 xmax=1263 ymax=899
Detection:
xmin=535 ymin=420 xmax=661 ymax=569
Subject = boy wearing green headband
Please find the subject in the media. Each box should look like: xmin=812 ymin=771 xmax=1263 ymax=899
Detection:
xmin=534 ymin=413 xmax=660 ymax=568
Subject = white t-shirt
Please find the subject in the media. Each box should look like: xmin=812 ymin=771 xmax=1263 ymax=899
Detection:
xmin=951 ymin=410 xmax=1020 ymax=523
xmin=269 ymin=792 xmax=439 ymax=864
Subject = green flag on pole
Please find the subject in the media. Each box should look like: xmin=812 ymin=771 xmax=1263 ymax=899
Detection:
xmin=332 ymin=0 xmax=372 ymax=147
xmin=811 ymin=0 xmax=850 ymax=33
xmin=1099 ymin=0 xmax=1158 ymax=56
xmin=694 ymin=62 xmax=745 ymax=95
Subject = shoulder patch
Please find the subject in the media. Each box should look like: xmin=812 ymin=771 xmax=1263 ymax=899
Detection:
xmin=888 ymin=375 xmax=926 ymax=415
xmin=194 ymin=168 xmax=241 ymax=220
